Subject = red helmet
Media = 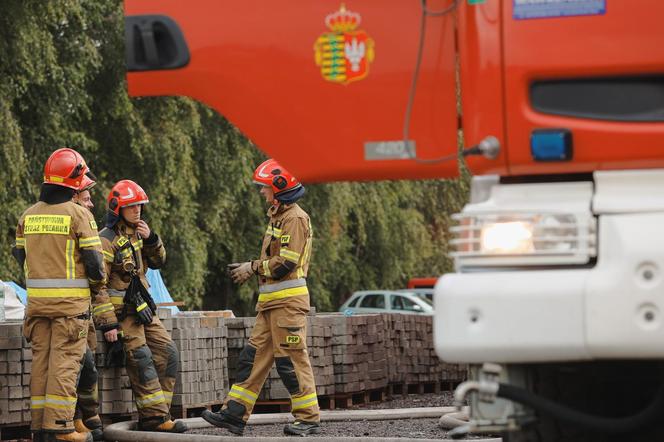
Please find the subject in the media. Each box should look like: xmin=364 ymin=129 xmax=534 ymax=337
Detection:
xmin=107 ymin=180 xmax=149 ymax=215
xmin=78 ymin=174 xmax=96 ymax=192
xmin=43 ymin=148 xmax=89 ymax=190
xmin=253 ymin=159 xmax=302 ymax=197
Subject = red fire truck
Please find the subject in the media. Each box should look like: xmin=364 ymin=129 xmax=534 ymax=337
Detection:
xmin=124 ymin=1 xmax=664 ymax=440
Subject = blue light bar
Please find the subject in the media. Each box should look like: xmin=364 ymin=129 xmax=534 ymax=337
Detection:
xmin=530 ymin=129 xmax=573 ymax=161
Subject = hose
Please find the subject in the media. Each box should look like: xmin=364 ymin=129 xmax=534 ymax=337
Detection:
xmin=497 ymin=382 xmax=664 ymax=433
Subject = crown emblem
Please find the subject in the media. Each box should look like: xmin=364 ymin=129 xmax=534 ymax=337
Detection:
xmin=314 ymin=4 xmax=375 ymax=85
xmin=325 ymin=4 xmax=361 ymax=33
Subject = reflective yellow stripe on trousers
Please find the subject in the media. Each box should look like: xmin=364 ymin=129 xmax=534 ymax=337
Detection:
xmin=228 ymin=385 xmax=258 ymax=405
xmin=45 ymin=394 xmax=77 ymax=410
xmin=136 ymin=391 xmax=166 ymax=409
xmin=292 ymin=392 xmax=318 ymax=410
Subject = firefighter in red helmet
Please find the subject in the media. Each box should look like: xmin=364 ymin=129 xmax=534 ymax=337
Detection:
xmin=93 ymin=180 xmax=186 ymax=433
xmin=70 ymin=174 xmax=103 ymax=441
xmin=202 ymin=159 xmax=320 ymax=436
xmin=13 ymin=148 xmax=106 ymax=442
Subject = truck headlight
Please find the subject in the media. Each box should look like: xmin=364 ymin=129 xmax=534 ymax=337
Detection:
xmin=451 ymin=213 xmax=596 ymax=268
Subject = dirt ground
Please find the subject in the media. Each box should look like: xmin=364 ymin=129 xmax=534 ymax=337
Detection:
xmin=190 ymin=392 xmax=472 ymax=439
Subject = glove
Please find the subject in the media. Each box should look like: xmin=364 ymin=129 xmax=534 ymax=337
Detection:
xmin=135 ymin=301 xmax=154 ymax=325
xmin=228 ymin=261 xmax=255 ymax=284
xmin=106 ymin=333 xmax=126 ymax=367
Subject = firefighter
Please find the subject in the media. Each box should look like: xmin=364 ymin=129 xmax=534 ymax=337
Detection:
xmin=92 ymin=180 xmax=186 ymax=433
xmin=12 ymin=148 xmax=106 ymax=442
xmin=202 ymin=158 xmax=320 ymax=436
xmin=71 ymin=175 xmax=103 ymax=441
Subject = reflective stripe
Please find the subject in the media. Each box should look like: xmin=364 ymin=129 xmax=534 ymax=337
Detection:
xmin=265 ymin=226 xmax=283 ymax=237
xmin=78 ymin=391 xmax=97 ymax=400
xmin=136 ymin=391 xmax=166 ymax=408
xmin=26 ymin=278 xmax=89 ymax=288
xmin=119 ymin=248 xmax=132 ymax=258
xmin=45 ymin=394 xmax=77 ymax=409
xmin=262 ymin=260 xmax=271 ymax=278
xmin=31 ymin=396 xmax=45 ymax=409
xmin=228 ymin=385 xmax=258 ymax=405
xmin=132 ymin=239 xmax=143 ymax=250
xmin=163 ymin=391 xmax=173 ymax=405
xmin=66 ymin=239 xmax=75 ymax=279
xmin=279 ymin=248 xmax=301 ymax=263
xmin=259 ymin=278 xmax=306 ymax=294
xmin=258 ymin=286 xmax=309 ymax=303
xmin=136 ymin=302 xmax=148 ymax=312
xmin=15 ymin=237 xmax=25 ymax=248
xmin=79 ymin=236 xmax=102 ymax=248
xmin=110 ymin=296 xmax=124 ymax=305
xmin=93 ymin=303 xmax=114 ymax=315
xmin=28 ymin=287 xmax=90 ymax=298
xmin=108 ymin=289 xmax=126 ymax=296
xmin=291 ymin=392 xmax=318 ymax=410
xmin=102 ymin=250 xmax=115 ymax=262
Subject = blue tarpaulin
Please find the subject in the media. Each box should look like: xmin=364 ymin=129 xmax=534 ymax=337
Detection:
xmin=146 ymin=269 xmax=180 ymax=314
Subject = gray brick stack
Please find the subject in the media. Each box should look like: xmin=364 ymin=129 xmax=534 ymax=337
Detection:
xmin=171 ymin=311 xmax=229 ymax=409
xmin=329 ymin=313 xmax=388 ymax=394
xmin=0 ymin=321 xmax=29 ymax=425
xmin=383 ymin=313 xmax=467 ymax=385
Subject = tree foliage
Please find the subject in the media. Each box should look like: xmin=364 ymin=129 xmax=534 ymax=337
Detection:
xmin=0 ymin=0 xmax=469 ymax=315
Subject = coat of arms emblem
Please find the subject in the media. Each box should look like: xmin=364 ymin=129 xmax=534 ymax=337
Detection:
xmin=314 ymin=4 xmax=375 ymax=85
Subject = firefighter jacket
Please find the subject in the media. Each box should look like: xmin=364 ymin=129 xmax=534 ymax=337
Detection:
xmin=14 ymin=201 xmax=106 ymax=317
xmin=92 ymin=219 xmax=166 ymax=328
xmin=251 ymin=203 xmax=313 ymax=312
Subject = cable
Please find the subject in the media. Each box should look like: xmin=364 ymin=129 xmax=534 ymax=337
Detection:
xmin=497 ymin=382 xmax=664 ymax=434
xmin=403 ymin=0 xmax=459 ymax=164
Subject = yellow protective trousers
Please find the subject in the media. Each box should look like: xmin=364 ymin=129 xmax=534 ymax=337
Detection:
xmin=120 ymin=315 xmax=178 ymax=426
xmin=24 ymin=316 xmax=88 ymax=433
xmin=222 ymin=305 xmax=320 ymax=424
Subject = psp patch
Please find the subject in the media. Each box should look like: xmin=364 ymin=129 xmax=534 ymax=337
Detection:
xmin=286 ymin=335 xmax=301 ymax=345
xmin=89 ymin=220 xmax=98 ymax=230
xmin=513 ymin=0 xmax=605 ymax=20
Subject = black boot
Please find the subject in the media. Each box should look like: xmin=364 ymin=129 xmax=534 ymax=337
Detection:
xmin=284 ymin=420 xmax=321 ymax=436
xmin=201 ymin=410 xmax=245 ymax=435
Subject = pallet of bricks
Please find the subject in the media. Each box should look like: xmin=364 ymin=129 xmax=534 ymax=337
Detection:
xmin=170 ymin=311 xmax=229 ymax=417
xmin=0 ymin=321 xmax=30 ymax=439
xmin=382 ymin=313 xmax=467 ymax=396
xmin=327 ymin=313 xmax=388 ymax=408
xmin=225 ymin=313 xmax=335 ymax=410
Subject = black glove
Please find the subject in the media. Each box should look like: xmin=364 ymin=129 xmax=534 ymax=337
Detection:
xmin=126 ymin=274 xmax=155 ymax=325
xmin=135 ymin=301 xmax=154 ymax=325
xmin=106 ymin=337 xmax=126 ymax=368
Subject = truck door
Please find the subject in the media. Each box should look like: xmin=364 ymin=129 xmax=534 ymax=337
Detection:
xmin=124 ymin=0 xmax=461 ymax=182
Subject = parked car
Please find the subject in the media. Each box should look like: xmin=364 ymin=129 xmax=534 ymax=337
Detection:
xmin=338 ymin=290 xmax=434 ymax=316
xmin=398 ymin=288 xmax=434 ymax=305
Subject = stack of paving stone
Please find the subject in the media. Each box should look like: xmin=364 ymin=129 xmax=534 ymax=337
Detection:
xmin=0 ymin=321 xmax=30 ymax=425
xmin=382 ymin=314 xmax=467 ymax=386
xmin=307 ymin=315 xmax=335 ymax=396
xmin=170 ymin=311 xmax=229 ymax=409
xmin=95 ymin=329 xmax=136 ymax=416
xmin=330 ymin=314 xmax=388 ymax=394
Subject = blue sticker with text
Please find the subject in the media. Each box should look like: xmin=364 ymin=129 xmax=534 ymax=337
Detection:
xmin=514 ymin=0 xmax=606 ymax=20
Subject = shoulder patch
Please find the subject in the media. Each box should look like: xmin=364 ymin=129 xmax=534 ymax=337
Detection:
xmin=280 ymin=235 xmax=291 ymax=244
xmin=89 ymin=220 xmax=98 ymax=230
